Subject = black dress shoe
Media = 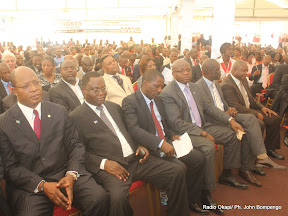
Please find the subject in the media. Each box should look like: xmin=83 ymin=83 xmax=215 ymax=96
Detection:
xmin=267 ymin=150 xmax=284 ymax=160
xmin=252 ymin=167 xmax=266 ymax=176
xmin=238 ymin=170 xmax=262 ymax=187
xmin=219 ymin=175 xmax=248 ymax=189
xmin=284 ymin=137 xmax=288 ymax=147
xmin=190 ymin=203 xmax=209 ymax=215
xmin=201 ymin=192 xmax=224 ymax=215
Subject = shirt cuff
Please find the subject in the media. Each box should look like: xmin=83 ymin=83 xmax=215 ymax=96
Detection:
xmin=66 ymin=171 xmax=80 ymax=178
xmin=100 ymin=159 xmax=107 ymax=170
xmin=158 ymin=139 xmax=164 ymax=148
xmin=34 ymin=180 xmax=45 ymax=193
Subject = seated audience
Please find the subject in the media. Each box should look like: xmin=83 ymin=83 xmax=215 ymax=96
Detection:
xmin=217 ymin=43 xmax=236 ymax=79
xmin=0 ymin=66 xmax=108 ymax=216
xmin=0 ymin=63 xmax=12 ymax=99
xmin=77 ymin=56 xmax=94 ymax=80
xmin=70 ymin=72 xmax=190 ymax=216
xmin=185 ymin=48 xmax=199 ymax=68
xmin=2 ymin=52 xmax=16 ymax=72
xmin=160 ymin=50 xmax=178 ymax=73
xmin=191 ymin=55 xmax=209 ymax=83
xmin=118 ymin=55 xmax=132 ymax=79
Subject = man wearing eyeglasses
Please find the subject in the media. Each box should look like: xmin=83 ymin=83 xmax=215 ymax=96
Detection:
xmin=160 ymin=59 xmax=247 ymax=215
xmin=0 ymin=66 xmax=108 ymax=216
xmin=49 ymin=59 xmax=84 ymax=113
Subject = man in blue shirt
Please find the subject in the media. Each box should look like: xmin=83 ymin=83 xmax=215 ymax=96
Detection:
xmin=0 ymin=63 xmax=12 ymax=99
xmin=54 ymin=45 xmax=64 ymax=69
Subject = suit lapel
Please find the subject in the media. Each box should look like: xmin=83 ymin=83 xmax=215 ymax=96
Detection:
xmin=0 ymin=82 xmax=8 ymax=98
xmin=199 ymin=78 xmax=214 ymax=104
xmin=11 ymin=104 xmax=39 ymax=145
xmin=215 ymin=82 xmax=229 ymax=110
xmin=59 ymin=80 xmax=81 ymax=105
xmin=227 ymin=75 xmax=246 ymax=106
xmin=39 ymin=102 xmax=52 ymax=152
xmin=135 ymin=90 xmax=154 ymax=125
xmin=172 ymin=81 xmax=190 ymax=113
xmin=105 ymin=74 xmax=125 ymax=93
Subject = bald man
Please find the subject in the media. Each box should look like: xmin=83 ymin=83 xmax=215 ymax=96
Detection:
xmin=0 ymin=66 xmax=108 ymax=215
xmin=222 ymin=60 xmax=284 ymax=161
xmin=249 ymin=55 xmax=275 ymax=97
xmin=77 ymin=56 xmax=94 ymax=80
xmin=49 ymin=60 xmax=84 ymax=113
xmin=0 ymin=62 xmax=12 ymax=99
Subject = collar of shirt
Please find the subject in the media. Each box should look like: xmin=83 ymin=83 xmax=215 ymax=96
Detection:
xmin=175 ymin=80 xmax=189 ymax=93
xmin=1 ymin=79 xmax=10 ymax=87
xmin=18 ymin=101 xmax=41 ymax=120
xmin=231 ymin=74 xmax=241 ymax=87
xmin=85 ymin=101 xmax=103 ymax=116
xmin=262 ymin=64 xmax=268 ymax=69
xmin=140 ymin=89 xmax=155 ymax=108
xmin=62 ymin=77 xmax=80 ymax=87
xmin=203 ymin=76 xmax=214 ymax=89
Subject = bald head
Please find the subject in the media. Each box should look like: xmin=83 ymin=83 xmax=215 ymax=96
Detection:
xmin=190 ymin=48 xmax=198 ymax=59
xmin=200 ymin=55 xmax=209 ymax=65
xmin=172 ymin=59 xmax=190 ymax=72
xmin=202 ymin=59 xmax=221 ymax=81
xmin=172 ymin=59 xmax=192 ymax=84
xmin=11 ymin=66 xmax=42 ymax=108
xmin=64 ymin=55 xmax=76 ymax=63
xmin=231 ymin=60 xmax=248 ymax=81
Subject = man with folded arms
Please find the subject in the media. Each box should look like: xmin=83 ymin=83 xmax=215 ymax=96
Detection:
xmin=160 ymin=59 xmax=247 ymax=215
xmin=122 ymin=69 xmax=208 ymax=214
xmin=0 ymin=66 xmax=108 ymax=216
xmin=69 ymin=72 xmax=190 ymax=216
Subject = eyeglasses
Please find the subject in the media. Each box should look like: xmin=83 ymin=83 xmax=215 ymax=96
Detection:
xmin=14 ymin=80 xmax=41 ymax=91
xmin=87 ymin=87 xmax=107 ymax=94
xmin=173 ymin=68 xmax=192 ymax=73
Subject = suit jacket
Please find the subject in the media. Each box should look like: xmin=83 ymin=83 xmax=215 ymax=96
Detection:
xmin=249 ymin=64 xmax=275 ymax=83
xmin=160 ymin=63 xmax=171 ymax=73
xmin=0 ymin=101 xmax=87 ymax=201
xmin=77 ymin=69 xmax=85 ymax=80
xmin=0 ymin=81 xmax=8 ymax=99
xmin=221 ymin=74 xmax=264 ymax=117
xmin=184 ymin=57 xmax=199 ymax=68
xmin=267 ymin=64 xmax=288 ymax=98
xmin=122 ymin=90 xmax=175 ymax=156
xmin=160 ymin=80 xmax=230 ymax=137
xmin=2 ymin=91 xmax=50 ymax=113
xmin=191 ymin=64 xmax=202 ymax=83
xmin=132 ymin=63 xmax=140 ymax=83
xmin=271 ymin=74 xmax=288 ymax=116
xmin=103 ymin=73 xmax=134 ymax=106
xmin=69 ymin=102 xmax=137 ymax=175
xmin=48 ymin=80 xmax=81 ymax=113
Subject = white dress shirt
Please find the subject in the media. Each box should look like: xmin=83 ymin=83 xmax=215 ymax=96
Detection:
xmin=18 ymin=102 xmax=42 ymax=129
xmin=175 ymin=80 xmax=196 ymax=124
xmin=62 ymin=78 xmax=84 ymax=104
xmin=231 ymin=74 xmax=250 ymax=107
xmin=85 ymin=101 xmax=134 ymax=170
xmin=256 ymin=64 xmax=269 ymax=84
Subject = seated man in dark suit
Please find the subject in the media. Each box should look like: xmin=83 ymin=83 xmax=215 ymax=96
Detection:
xmin=221 ymin=60 xmax=284 ymax=161
xmin=191 ymin=55 xmax=208 ymax=83
xmin=49 ymin=59 xmax=84 ymax=113
xmin=0 ymin=63 xmax=12 ymax=100
xmin=122 ymin=69 xmax=208 ymax=214
xmin=185 ymin=48 xmax=199 ymax=68
xmin=29 ymin=53 xmax=43 ymax=75
xmin=160 ymin=59 xmax=248 ymax=214
xmin=70 ymin=72 xmax=190 ymax=216
xmin=196 ymin=59 xmax=286 ymax=184
xmin=249 ymin=55 xmax=274 ymax=98
xmin=160 ymin=51 xmax=178 ymax=73
xmin=118 ymin=55 xmax=132 ymax=79
xmin=0 ymin=66 xmax=108 ymax=216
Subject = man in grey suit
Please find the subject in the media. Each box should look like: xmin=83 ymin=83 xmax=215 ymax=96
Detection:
xmin=0 ymin=66 xmax=108 ymax=216
xmin=49 ymin=59 xmax=84 ymax=113
xmin=122 ymin=69 xmax=208 ymax=215
xmin=70 ymin=72 xmax=190 ymax=216
xmin=196 ymin=59 xmax=286 ymax=186
xmin=160 ymin=59 xmax=248 ymax=213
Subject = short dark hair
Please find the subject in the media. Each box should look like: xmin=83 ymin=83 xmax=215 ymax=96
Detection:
xmin=82 ymin=71 xmax=101 ymax=87
xmin=99 ymin=54 xmax=111 ymax=67
xmin=33 ymin=53 xmax=43 ymax=59
xmin=220 ymin=43 xmax=232 ymax=55
xmin=142 ymin=69 xmax=164 ymax=83
xmin=42 ymin=56 xmax=54 ymax=65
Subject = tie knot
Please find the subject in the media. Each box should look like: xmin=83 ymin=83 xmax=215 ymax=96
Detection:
xmin=33 ymin=109 xmax=39 ymax=116
xmin=184 ymin=85 xmax=190 ymax=92
xmin=150 ymin=101 xmax=153 ymax=107
xmin=96 ymin=106 xmax=103 ymax=112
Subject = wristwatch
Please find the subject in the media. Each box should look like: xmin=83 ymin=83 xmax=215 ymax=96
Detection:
xmin=228 ymin=117 xmax=234 ymax=122
xmin=40 ymin=181 xmax=46 ymax=193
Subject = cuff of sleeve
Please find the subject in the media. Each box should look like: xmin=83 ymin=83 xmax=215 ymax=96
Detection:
xmin=158 ymin=140 xmax=164 ymax=148
xmin=34 ymin=180 xmax=45 ymax=193
xmin=100 ymin=159 xmax=107 ymax=170
xmin=66 ymin=171 xmax=80 ymax=178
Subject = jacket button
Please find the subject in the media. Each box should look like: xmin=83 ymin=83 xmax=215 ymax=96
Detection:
xmin=41 ymin=157 xmax=45 ymax=161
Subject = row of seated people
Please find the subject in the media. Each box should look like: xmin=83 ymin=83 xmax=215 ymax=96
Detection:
xmin=0 ymin=51 xmax=286 ymax=215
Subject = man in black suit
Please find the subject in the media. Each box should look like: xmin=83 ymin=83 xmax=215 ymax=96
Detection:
xmin=29 ymin=54 xmax=42 ymax=75
xmin=160 ymin=51 xmax=178 ymax=73
xmin=266 ymin=56 xmax=288 ymax=99
xmin=70 ymin=72 xmax=190 ymax=216
xmin=185 ymin=48 xmax=199 ymax=68
xmin=49 ymin=59 xmax=84 ymax=113
xmin=191 ymin=55 xmax=208 ymax=83
xmin=0 ymin=63 xmax=12 ymax=100
xmin=122 ymin=69 xmax=209 ymax=214
xmin=249 ymin=55 xmax=275 ymax=97
xmin=0 ymin=66 xmax=108 ymax=216
xmin=118 ymin=55 xmax=132 ymax=79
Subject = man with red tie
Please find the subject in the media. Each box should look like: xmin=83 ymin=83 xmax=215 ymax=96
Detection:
xmin=0 ymin=66 xmax=108 ymax=215
xmin=185 ymin=48 xmax=199 ymax=68
xmin=0 ymin=62 xmax=12 ymax=100
xmin=118 ymin=55 xmax=132 ymax=79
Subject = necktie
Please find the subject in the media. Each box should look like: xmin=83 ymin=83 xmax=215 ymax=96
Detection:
xmin=96 ymin=106 xmax=116 ymax=135
xmin=121 ymin=68 xmax=125 ymax=75
xmin=113 ymin=75 xmax=125 ymax=91
xmin=212 ymin=83 xmax=224 ymax=111
xmin=262 ymin=66 xmax=268 ymax=89
xmin=150 ymin=101 xmax=165 ymax=140
xmin=239 ymin=82 xmax=250 ymax=108
xmin=184 ymin=85 xmax=202 ymax=127
xmin=33 ymin=109 xmax=41 ymax=141
xmin=193 ymin=59 xmax=197 ymax=66
xmin=7 ymin=82 xmax=12 ymax=94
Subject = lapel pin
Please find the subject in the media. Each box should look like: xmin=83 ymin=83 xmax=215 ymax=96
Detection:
xmin=94 ymin=120 xmax=98 ymax=124
xmin=193 ymin=92 xmax=196 ymax=94
xmin=16 ymin=120 xmax=20 ymax=124
xmin=48 ymin=115 xmax=51 ymax=118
